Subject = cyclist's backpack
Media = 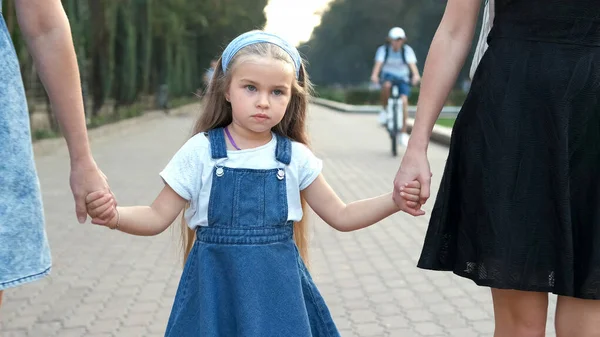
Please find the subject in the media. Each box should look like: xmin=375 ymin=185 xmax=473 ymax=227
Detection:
xmin=382 ymin=43 xmax=414 ymax=80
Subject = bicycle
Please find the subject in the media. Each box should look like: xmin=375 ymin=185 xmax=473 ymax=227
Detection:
xmin=386 ymin=83 xmax=402 ymax=156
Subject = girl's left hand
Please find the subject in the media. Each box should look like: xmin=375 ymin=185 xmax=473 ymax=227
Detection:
xmin=398 ymin=180 xmax=421 ymax=209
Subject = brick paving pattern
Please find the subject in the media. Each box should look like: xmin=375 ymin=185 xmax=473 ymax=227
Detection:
xmin=0 ymin=104 xmax=558 ymax=336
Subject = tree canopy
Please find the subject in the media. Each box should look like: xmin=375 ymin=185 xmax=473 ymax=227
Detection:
xmin=1 ymin=0 xmax=268 ymax=116
xmin=300 ymin=0 xmax=483 ymax=86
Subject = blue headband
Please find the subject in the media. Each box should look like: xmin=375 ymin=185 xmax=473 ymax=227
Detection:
xmin=221 ymin=30 xmax=302 ymax=79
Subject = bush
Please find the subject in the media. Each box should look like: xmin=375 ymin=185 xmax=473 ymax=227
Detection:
xmin=315 ymin=85 xmax=467 ymax=106
xmin=87 ymin=114 xmax=113 ymax=129
xmin=314 ymin=86 xmax=346 ymax=103
xmin=33 ymin=129 xmax=58 ymax=140
xmin=119 ymin=103 xmax=145 ymax=119
xmin=31 ymin=95 xmax=201 ymax=142
xmin=170 ymin=96 xmax=200 ymax=109
xmin=446 ymin=90 xmax=468 ymax=106
xmin=345 ymin=89 xmax=380 ymax=105
xmin=407 ymin=87 xmax=420 ymax=105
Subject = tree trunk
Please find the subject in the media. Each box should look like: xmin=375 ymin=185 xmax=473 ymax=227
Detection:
xmin=141 ymin=0 xmax=153 ymax=94
xmin=89 ymin=0 xmax=108 ymax=116
xmin=113 ymin=5 xmax=125 ymax=108
xmin=123 ymin=2 xmax=137 ymax=104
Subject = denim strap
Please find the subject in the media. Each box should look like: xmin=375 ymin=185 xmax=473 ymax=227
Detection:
xmin=208 ymin=127 xmax=291 ymax=164
xmin=274 ymin=134 xmax=291 ymax=165
xmin=208 ymin=128 xmax=228 ymax=159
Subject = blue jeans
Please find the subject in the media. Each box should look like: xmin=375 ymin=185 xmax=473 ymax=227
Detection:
xmin=380 ymin=72 xmax=411 ymax=97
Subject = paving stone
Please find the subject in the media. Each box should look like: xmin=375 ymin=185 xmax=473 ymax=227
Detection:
xmin=0 ymin=105 xmax=560 ymax=336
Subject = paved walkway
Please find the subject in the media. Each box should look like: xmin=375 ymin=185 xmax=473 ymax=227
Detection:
xmin=0 ymin=104 xmax=558 ymax=336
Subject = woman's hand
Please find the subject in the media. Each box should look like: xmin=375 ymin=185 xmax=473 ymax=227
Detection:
xmin=392 ymin=147 xmax=432 ymax=216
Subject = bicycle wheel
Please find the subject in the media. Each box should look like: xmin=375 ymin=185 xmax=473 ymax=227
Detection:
xmin=391 ymin=99 xmax=398 ymax=156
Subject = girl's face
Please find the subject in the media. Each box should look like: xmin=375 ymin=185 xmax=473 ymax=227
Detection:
xmin=225 ymin=56 xmax=295 ymax=135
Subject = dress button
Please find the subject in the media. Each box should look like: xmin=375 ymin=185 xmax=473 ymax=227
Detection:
xmin=277 ymin=169 xmax=285 ymax=180
xmin=216 ymin=167 xmax=224 ymax=177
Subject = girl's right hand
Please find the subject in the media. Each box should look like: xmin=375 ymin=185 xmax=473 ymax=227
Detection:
xmin=86 ymin=191 xmax=118 ymax=227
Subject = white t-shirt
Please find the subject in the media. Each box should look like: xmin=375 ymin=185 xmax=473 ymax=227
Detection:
xmin=159 ymin=132 xmax=322 ymax=229
xmin=375 ymin=44 xmax=417 ymax=81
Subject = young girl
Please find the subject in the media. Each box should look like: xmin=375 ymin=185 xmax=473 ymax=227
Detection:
xmin=85 ymin=30 xmax=422 ymax=336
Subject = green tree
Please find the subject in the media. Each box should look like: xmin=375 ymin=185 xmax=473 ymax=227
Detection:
xmin=1 ymin=0 xmax=268 ymax=128
xmin=302 ymin=0 xmax=483 ymax=86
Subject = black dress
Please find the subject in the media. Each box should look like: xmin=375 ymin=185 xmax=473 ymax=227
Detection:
xmin=417 ymin=0 xmax=600 ymax=300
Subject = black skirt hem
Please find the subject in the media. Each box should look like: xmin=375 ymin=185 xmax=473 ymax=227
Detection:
xmin=416 ymin=264 xmax=600 ymax=300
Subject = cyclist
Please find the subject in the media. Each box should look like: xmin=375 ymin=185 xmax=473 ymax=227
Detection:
xmin=370 ymin=27 xmax=421 ymax=135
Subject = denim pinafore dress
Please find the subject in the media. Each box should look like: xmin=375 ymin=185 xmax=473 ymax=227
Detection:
xmin=0 ymin=3 xmax=52 ymax=290
xmin=164 ymin=128 xmax=340 ymax=337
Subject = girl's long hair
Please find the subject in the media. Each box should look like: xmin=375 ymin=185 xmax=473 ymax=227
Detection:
xmin=180 ymin=42 xmax=314 ymax=267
